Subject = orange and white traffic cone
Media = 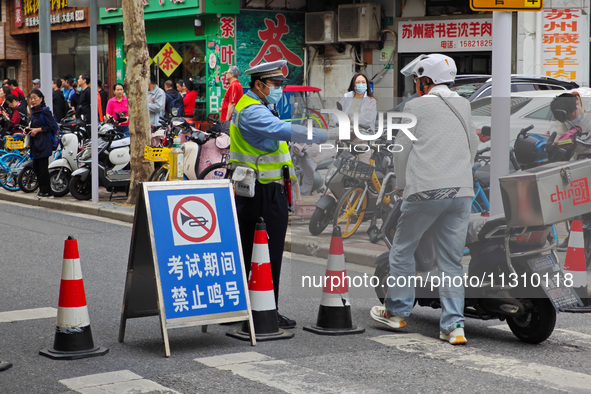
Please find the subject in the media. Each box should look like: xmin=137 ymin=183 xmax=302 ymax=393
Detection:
xmin=304 ymin=226 xmax=364 ymax=335
xmin=40 ymin=236 xmax=108 ymax=360
xmin=563 ymin=219 xmax=589 ymax=307
xmin=227 ymin=219 xmax=294 ymax=341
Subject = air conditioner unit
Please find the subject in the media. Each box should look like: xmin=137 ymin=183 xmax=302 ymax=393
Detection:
xmin=305 ymin=11 xmax=335 ymax=44
xmin=338 ymin=3 xmax=381 ymax=42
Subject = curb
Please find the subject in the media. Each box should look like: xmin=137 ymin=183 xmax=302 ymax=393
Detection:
xmin=0 ymin=189 xmax=384 ymax=267
xmin=285 ymin=236 xmax=385 ymax=267
xmin=0 ymin=189 xmax=135 ymax=224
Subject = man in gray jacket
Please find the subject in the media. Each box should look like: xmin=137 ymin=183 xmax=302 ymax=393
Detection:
xmin=147 ymin=76 xmax=166 ymax=127
xmin=370 ymin=54 xmax=478 ymax=345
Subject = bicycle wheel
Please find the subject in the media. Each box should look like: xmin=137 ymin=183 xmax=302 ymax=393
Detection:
xmin=0 ymin=154 xmax=23 ymax=191
xmin=149 ymin=165 xmax=169 ymax=182
xmin=333 ymin=187 xmax=368 ymax=239
xmin=198 ymin=162 xmax=231 ymax=180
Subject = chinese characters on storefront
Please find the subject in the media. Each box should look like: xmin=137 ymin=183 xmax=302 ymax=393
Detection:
xmin=398 ymin=18 xmax=493 ymax=52
xmin=207 ymin=16 xmax=236 ymax=116
xmin=237 ymin=11 xmax=305 ymax=87
xmin=541 ymin=9 xmax=589 ymax=87
xmin=156 ymin=43 xmax=183 ymax=77
xmin=14 ymin=0 xmax=87 ymax=31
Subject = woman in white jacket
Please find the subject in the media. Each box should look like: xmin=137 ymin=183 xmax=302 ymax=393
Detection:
xmin=332 ymin=73 xmax=378 ymax=134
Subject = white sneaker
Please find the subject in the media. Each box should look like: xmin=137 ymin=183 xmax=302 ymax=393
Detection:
xmin=440 ymin=327 xmax=467 ymax=345
xmin=370 ymin=306 xmax=406 ymax=330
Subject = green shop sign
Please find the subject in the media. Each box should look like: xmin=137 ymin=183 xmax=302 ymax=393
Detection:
xmin=99 ymin=0 xmax=238 ymax=23
xmin=206 ymin=16 xmax=236 ymax=116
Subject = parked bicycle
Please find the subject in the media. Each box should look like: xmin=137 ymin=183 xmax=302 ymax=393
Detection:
xmin=332 ymin=140 xmax=393 ymax=239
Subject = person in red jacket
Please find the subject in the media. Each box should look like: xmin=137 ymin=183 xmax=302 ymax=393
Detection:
xmin=221 ymin=66 xmax=243 ymax=122
xmin=1 ymin=95 xmax=25 ymax=134
xmin=183 ymin=80 xmax=197 ymax=118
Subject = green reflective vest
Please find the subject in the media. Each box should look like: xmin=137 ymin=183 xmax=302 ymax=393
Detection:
xmin=230 ymin=94 xmax=295 ymax=184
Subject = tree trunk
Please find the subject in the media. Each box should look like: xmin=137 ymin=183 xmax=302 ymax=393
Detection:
xmin=122 ymin=0 xmax=152 ymax=205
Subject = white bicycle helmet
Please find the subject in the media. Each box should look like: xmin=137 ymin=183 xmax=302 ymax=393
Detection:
xmin=400 ymin=54 xmax=457 ymax=85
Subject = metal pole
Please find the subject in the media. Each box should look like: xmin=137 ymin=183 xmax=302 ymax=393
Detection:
xmin=90 ymin=0 xmax=99 ymax=203
xmin=489 ymin=11 xmax=512 ymax=216
xmin=39 ymin=0 xmax=53 ymax=111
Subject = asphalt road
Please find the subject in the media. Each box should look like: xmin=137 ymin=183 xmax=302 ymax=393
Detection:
xmin=1 ymin=201 xmax=591 ymax=393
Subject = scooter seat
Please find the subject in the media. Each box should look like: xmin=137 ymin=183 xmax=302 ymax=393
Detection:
xmin=11 ymin=133 xmax=26 ymax=140
xmin=111 ymin=137 xmax=131 ymax=148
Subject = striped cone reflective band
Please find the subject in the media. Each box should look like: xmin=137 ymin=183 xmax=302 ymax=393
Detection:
xmin=320 ymin=228 xmax=350 ymax=308
xmin=40 ymin=236 xmax=108 ymax=360
xmin=227 ymin=219 xmax=293 ymax=341
xmin=248 ymin=225 xmax=276 ymax=311
xmin=304 ymin=226 xmax=364 ymax=335
xmin=564 ymin=220 xmax=587 ymax=288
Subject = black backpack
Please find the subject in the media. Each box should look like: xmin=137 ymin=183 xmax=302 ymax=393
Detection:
xmin=166 ymin=92 xmax=184 ymax=117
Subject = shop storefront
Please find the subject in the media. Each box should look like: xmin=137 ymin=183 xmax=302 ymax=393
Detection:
xmin=99 ymin=1 xmax=239 ymax=121
xmin=9 ymin=0 xmax=109 ymax=90
xmin=100 ymin=4 xmax=305 ymax=121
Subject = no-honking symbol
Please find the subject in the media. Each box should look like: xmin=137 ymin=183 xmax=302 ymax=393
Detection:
xmin=168 ymin=194 xmax=221 ymax=246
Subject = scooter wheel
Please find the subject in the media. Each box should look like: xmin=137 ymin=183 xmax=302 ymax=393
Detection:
xmin=308 ymin=207 xmax=331 ymax=235
xmin=49 ymin=170 xmax=71 ymax=197
xmin=506 ymin=298 xmax=556 ymax=344
xmin=69 ymin=174 xmax=92 ymax=201
xmin=17 ymin=165 xmax=38 ymax=193
xmin=367 ymin=225 xmax=380 ymax=244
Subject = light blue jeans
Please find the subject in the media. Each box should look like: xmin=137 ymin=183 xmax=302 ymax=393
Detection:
xmin=385 ymin=197 xmax=471 ymax=334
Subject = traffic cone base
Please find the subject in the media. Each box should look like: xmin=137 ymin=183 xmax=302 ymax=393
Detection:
xmin=227 ymin=311 xmax=295 ymax=342
xmin=40 ymin=237 xmax=108 ymax=360
xmin=304 ymin=226 xmax=364 ymax=335
xmin=303 ymin=306 xmax=365 ymax=336
xmin=227 ymin=218 xmax=294 ymax=342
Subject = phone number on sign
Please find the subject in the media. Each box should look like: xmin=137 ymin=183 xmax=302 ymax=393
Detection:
xmin=458 ymin=40 xmax=492 ymax=48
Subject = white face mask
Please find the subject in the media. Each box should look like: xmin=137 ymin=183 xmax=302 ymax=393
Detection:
xmin=261 ymin=82 xmax=283 ymax=104
xmin=354 ymin=83 xmax=367 ymax=94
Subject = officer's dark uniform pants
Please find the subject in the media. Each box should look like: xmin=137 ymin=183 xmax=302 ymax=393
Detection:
xmin=235 ymin=181 xmax=288 ymax=307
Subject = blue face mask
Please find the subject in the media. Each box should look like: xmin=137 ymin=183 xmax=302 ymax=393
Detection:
xmin=262 ymin=83 xmax=283 ymax=104
xmin=573 ymin=113 xmax=583 ymax=123
xmin=77 ymin=87 xmax=82 ymax=92
xmin=355 ymin=83 xmax=367 ymax=94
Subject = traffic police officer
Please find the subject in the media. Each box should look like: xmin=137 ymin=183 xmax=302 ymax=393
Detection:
xmin=230 ymin=60 xmax=327 ymax=329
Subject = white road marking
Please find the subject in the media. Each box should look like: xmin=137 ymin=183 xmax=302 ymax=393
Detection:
xmin=0 ymin=307 xmax=57 ymax=323
xmin=60 ymin=370 xmax=180 ymax=394
xmin=195 ymin=351 xmax=373 ymax=394
xmin=372 ymin=333 xmax=591 ymax=392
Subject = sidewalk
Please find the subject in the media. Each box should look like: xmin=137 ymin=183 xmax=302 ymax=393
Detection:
xmin=0 ymin=188 xmax=387 ymax=267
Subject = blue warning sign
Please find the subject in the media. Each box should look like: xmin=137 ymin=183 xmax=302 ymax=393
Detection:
xmin=145 ymin=182 xmax=248 ymax=321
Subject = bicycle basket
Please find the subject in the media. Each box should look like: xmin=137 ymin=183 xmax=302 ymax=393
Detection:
xmin=144 ymin=146 xmax=171 ymax=162
xmin=338 ymin=157 xmax=374 ymax=181
xmin=6 ymin=137 xmax=25 ymax=150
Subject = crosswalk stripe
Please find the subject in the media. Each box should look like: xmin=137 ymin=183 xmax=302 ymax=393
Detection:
xmin=195 ymin=351 xmax=370 ymax=394
xmin=371 ymin=333 xmax=591 ymax=392
xmin=59 ymin=370 xmax=180 ymax=393
xmin=0 ymin=307 xmax=57 ymax=323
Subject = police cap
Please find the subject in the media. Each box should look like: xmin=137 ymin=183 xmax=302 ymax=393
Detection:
xmin=245 ymin=60 xmax=288 ymax=81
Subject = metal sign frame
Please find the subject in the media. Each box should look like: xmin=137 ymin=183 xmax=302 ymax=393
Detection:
xmin=119 ymin=180 xmax=255 ymax=357
xmin=470 ymin=0 xmax=543 ymax=12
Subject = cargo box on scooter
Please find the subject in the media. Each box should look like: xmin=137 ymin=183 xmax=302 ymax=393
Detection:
xmin=499 ymin=159 xmax=591 ymax=227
